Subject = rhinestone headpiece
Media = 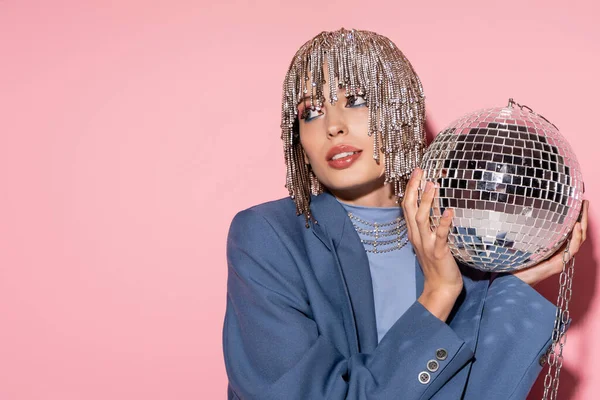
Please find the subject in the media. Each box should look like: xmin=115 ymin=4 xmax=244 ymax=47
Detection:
xmin=280 ymin=28 xmax=426 ymax=223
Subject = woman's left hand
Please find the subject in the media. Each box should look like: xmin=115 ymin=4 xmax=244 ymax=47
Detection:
xmin=513 ymin=200 xmax=589 ymax=286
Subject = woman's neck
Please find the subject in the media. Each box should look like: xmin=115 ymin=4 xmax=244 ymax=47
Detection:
xmin=330 ymin=180 xmax=398 ymax=208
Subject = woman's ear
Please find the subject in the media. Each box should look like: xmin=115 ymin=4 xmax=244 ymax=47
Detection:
xmin=302 ymin=147 xmax=310 ymax=165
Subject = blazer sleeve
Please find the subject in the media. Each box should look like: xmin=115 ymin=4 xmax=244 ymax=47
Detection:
xmin=462 ymin=273 xmax=559 ymax=400
xmin=223 ymin=209 xmax=474 ymax=400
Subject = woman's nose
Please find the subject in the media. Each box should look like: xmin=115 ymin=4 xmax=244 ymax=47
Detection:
xmin=326 ymin=113 xmax=348 ymax=138
xmin=327 ymin=126 xmax=346 ymax=138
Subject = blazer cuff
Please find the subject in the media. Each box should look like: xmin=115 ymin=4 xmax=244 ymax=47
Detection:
xmin=371 ymin=301 xmax=473 ymax=397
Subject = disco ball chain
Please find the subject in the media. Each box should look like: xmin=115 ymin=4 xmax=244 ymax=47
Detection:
xmin=508 ymin=98 xmax=573 ymax=399
xmin=542 ymin=240 xmax=574 ymax=400
xmin=508 ymin=98 xmax=559 ymax=131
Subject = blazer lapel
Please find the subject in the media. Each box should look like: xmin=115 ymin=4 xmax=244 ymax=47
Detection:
xmin=310 ymin=193 xmax=379 ymax=354
xmin=335 ymin=214 xmax=379 ymax=353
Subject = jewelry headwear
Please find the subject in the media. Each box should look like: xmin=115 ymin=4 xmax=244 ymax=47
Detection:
xmin=280 ymin=28 xmax=426 ymax=223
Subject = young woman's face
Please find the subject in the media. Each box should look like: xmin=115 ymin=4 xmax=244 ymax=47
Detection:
xmin=298 ymin=66 xmax=386 ymax=200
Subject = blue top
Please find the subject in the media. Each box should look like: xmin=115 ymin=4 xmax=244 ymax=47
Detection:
xmin=338 ymin=201 xmax=417 ymax=343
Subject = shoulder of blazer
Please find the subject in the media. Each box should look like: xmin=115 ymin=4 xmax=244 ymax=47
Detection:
xmin=243 ymin=196 xmax=297 ymax=217
xmin=229 ymin=196 xmax=314 ymax=253
xmin=232 ymin=197 xmax=308 ymax=235
xmin=232 ymin=193 xmax=349 ymax=241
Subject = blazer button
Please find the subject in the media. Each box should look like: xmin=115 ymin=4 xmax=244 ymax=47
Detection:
xmin=436 ymin=348 xmax=448 ymax=361
xmin=418 ymin=371 xmax=431 ymax=384
xmin=427 ymin=360 xmax=439 ymax=372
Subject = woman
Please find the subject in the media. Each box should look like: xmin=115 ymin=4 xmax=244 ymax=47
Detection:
xmin=223 ymin=28 xmax=588 ymax=399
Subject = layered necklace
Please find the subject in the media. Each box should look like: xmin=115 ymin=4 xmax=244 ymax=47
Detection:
xmin=348 ymin=212 xmax=409 ymax=254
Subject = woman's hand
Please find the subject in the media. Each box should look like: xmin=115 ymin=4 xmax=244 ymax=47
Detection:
xmin=402 ymin=168 xmax=463 ymax=321
xmin=513 ymin=200 xmax=589 ymax=286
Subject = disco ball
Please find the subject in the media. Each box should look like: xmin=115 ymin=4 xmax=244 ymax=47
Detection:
xmin=421 ymin=99 xmax=584 ymax=272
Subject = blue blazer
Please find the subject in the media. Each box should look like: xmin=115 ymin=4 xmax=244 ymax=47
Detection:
xmin=223 ymin=192 xmax=557 ymax=399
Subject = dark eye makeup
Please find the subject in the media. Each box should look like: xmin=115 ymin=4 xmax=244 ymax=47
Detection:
xmin=299 ymin=94 xmax=367 ymax=123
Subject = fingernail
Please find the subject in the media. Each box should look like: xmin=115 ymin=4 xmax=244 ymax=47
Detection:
xmin=425 ymin=181 xmax=433 ymax=192
xmin=443 ymin=209 xmax=451 ymax=218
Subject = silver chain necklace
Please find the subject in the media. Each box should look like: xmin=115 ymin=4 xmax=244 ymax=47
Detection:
xmin=347 ymin=212 xmax=409 ymax=253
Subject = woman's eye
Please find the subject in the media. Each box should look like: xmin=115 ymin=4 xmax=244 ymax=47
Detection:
xmin=300 ymin=108 xmax=323 ymax=122
xmin=345 ymin=95 xmax=367 ymax=108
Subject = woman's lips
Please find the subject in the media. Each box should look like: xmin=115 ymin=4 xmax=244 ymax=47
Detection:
xmin=327 ymin=150 xmax=362 ymax=169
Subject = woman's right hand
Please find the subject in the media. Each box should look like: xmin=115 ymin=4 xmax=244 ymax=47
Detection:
xmin=401 ymin=168 xmax=463 ymax=322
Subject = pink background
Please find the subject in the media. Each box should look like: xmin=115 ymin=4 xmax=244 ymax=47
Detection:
xmin=0 ymin=0 xmax=598 ymax=398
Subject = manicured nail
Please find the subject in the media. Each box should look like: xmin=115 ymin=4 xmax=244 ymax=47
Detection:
xmin=443 ymin=209 xmax=450 ymax=217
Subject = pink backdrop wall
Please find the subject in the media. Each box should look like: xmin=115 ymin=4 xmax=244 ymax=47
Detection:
xmin=0 ymin=0 xmax=598 ymax=398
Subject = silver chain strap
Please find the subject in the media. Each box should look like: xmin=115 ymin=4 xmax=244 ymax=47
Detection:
xmin=542 ymin=239 xmax=574 ymax=400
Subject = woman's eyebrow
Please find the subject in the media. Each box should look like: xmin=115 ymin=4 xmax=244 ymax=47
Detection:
xmin=297 ymin=87 xmax=349 ymax=106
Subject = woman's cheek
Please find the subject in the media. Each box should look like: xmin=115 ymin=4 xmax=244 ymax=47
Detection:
xmin=300 ymin=130 xmax=324 ymax=157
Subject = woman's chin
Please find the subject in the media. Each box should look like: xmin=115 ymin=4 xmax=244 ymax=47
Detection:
xmin=324 ymin=177 xmax=389 ymax=198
